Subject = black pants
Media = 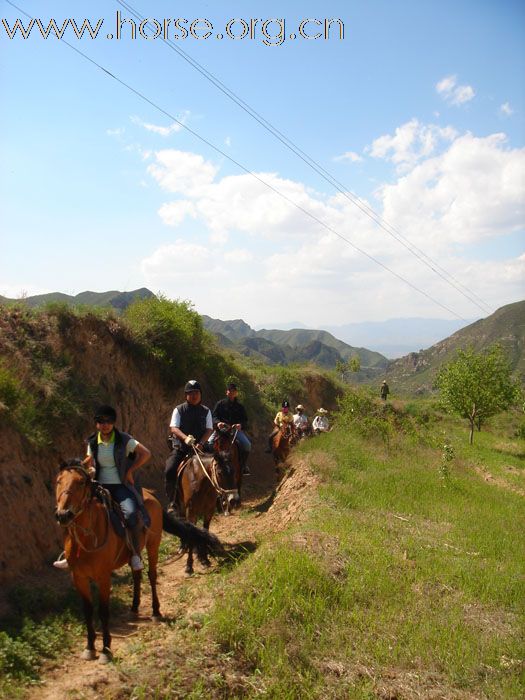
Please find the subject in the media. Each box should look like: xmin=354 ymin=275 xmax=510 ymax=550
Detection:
xmin=164 ymin=448 xmax=189 ymax=502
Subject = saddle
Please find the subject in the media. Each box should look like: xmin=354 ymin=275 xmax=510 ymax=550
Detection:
xmin=93 ymin=483 xmax=149 ymax=537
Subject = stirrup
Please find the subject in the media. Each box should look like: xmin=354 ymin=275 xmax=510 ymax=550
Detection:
xmin=53 ymin=552 xmax=69 ymax=570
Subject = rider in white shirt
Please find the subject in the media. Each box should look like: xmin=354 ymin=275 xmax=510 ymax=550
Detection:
xmin=312 ymin=408 xmax=330 ymax=434
xmin=293 ymin=404 xmax=309 ymax=434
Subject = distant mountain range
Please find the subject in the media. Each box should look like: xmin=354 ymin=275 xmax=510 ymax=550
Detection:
xmin=0 ymin=288 xmax=155 ymax=311
xmin=202 ymin=315 xmax=389 ymax=371
xmin=385 ymin=299 xmax=525 ymax=393
xmin=2 ymin=289 xmax=522 ymax=390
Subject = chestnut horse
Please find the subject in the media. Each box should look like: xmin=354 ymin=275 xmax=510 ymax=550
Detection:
xmin=55 ymin=460 xmax=219 ymax=663
xmin=177 ymin=447 xmax=240 ymax=575
xmin=213 ymin=425 xmax=242 ymax=513
xmin=272 ymin=423 xmax=294 ymax=466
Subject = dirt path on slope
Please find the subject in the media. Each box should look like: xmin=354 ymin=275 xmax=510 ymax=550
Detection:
xmin=26 ymin=449 xmax=320 ymax=700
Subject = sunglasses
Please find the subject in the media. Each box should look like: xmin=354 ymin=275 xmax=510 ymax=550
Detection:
xmin=96 ymin=418 xmax=114 ymax=425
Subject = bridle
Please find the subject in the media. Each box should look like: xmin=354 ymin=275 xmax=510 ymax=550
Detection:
xmin=56 ymin=464 xmax=110 ymax=552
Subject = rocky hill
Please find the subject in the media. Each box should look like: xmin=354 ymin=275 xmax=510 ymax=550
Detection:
xmin=0 ymin=287 xmax=154 ymax=310
xmin=202 ymin=315 xmax=388 ymax=371
xmin=385 ymin=299 xmax=525 ymax=394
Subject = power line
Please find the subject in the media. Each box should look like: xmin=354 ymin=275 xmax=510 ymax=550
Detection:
xmin=115 ymin=0 xmax=493 ymax=316
xmin=7 ymin=0 xmax=469 ymax=321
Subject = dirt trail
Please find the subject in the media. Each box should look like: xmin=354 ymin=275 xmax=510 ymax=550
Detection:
xmin=26 ymin=449 xmax=320 ymax=700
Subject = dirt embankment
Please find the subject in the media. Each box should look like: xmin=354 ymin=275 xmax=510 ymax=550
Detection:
xmin=0 ymin=314 xmax=337 ymax=588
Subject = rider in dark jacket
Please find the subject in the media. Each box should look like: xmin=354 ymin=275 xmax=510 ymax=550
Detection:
xmin=211 ymin=382 xmax=251 ymax=475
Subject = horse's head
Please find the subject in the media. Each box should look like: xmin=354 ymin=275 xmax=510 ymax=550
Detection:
xmin=55 ymin=459 xmax=92 ymax=526
xmin=214 ymin=451 xmax=241 ymax=510
xmin=214 ymin=425 xmax=236 ymax=453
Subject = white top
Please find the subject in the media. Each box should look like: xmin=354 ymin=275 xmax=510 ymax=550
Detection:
xmin=169 ymin=406 xmax=213 ymax=430
xmin=312 ymin=415 xmax=330 ymax=432
xmin=87 ymin=436 xmax=138 ymax=484
xmin=293 ymin=413 xmax=309 ymax=429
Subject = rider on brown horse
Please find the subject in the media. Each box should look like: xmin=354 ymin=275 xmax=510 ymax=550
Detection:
xmin=54 ymin=404 xmax=152 ymax=572
xmin=265 ymin=400 xmax=295 ymax=453
xmin=164 ymin=380 xmax=213 ymax=515
xmin=209 ymin=382 xmax=251 ymax=476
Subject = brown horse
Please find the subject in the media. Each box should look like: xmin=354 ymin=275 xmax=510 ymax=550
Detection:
xmin=177 ymin=447 xmax=239 ymax=575
xmin=213 ymin=425 xmax=242 ymax=513
xmin=272 ymin=423 xmax=294 ymax=466
xmin=55 ymin=459 xmax=219 ymax=663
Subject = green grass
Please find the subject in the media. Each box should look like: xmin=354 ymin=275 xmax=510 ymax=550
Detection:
xmin=206 ymin=403 xmax=525 ymax=699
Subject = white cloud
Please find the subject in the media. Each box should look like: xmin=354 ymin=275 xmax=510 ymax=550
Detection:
xmin=148 ymin=150 xmax=218 ymax=196
xmin=333 ymin=151 xmax=363 ymax=163
xmin=500 ymin=102 xmax=514 ymax=117
xmin=369 ymin=119 xmax=457 ymax=171
xmin=436 ymin=74 xmax=475 ymax=105
xmin=140 ymin=128 xmax=524 ymax=325
xmin=131 ymin=111 xmax=190 ymax=136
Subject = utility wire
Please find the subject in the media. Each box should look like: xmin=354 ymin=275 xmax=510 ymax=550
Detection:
xmin=115 ymin=0 xmax=492 ymax=315
xmin=7 ymin=0 xmax=468 ymax=320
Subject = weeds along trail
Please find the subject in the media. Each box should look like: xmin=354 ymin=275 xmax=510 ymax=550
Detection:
xmin=28 ymin=450 xmax=317 ymax=700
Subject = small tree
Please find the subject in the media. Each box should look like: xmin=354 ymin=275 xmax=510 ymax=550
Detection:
xmin=435 ymin=344 xmax=519 ymax=444
xmin=349 ymin=355 xmax=361 ymax=373
xmin=335 ymin=359 xmax=348 ymax=381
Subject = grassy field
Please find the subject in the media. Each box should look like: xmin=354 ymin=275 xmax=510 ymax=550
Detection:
xmin=205 ymin=400 xmax=525 ymax=698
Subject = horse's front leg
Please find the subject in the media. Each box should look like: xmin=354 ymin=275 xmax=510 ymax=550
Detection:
xmin=131 ymin=569 xmax=142 ymax=615
xmin=97 ymin=575 xmax=113 ymax=664
xmin=73 ymin=572 xmax=97 ymax=660
xmin=197 ymin=514 xmax=213 ymax=568
xmin=146 ymin=540 xmax=161 ymax=620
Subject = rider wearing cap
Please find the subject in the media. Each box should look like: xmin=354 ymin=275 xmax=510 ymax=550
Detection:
xmin=165 ymin=380 xmax=213 ymax=514
xmin=210 ymin=382 xmax=252 ymax=476
xmin=265 ymin=400 xmax=295 ymax=453
xmin=312 ymin=408 xmax=330 ymax=434
xmin=292 ymin=404 xmax=310 ymax=435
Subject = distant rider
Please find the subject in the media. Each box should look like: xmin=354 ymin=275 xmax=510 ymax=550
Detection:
xmin=292 ymin=404 xmax=310 ymax=437
xmin=210 ymin=382 xmax=252 ymax=476
xmin=265 ymin=400 xmax=295 ymax=453
xmin=165 ymin=380 xmax=213 ymax=515
xmin=312 ymin=408 xmax=331 ymax=434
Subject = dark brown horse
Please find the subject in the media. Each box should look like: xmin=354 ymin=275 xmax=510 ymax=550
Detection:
xmin=213 ymin=425 xmax=242 ymax=513
xmin=178 ymin=447 xmax=239 ymax=575
xmin=272 ymin=422 xmax=294 ymax=466
xmin=55 ymin=460 xmax=219 ymax=663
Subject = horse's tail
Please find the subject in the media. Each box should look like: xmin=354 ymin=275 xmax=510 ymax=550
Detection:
xmin=162 ymin=511 xmax=223 ymax=556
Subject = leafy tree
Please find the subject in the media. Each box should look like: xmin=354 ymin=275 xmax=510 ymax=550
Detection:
xmin=435 ymin=345 xmax=520 ymax=444
xmin=335 ymin=359 xmax=348 ymax=381
xmin=349 ymin=355 xmax=361 ymax=373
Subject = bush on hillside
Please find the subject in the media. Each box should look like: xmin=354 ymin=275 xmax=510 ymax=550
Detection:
xmin=123 ymin=295 xmax=207 ymax=382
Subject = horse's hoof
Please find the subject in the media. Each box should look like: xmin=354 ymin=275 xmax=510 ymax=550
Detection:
xmin=81 ymin=648 xmax=96 ymax=661
xmin=199 ymin=559 xmax=211 ymax=568
xmin=98 ymin=648 xmax=113 ymax=664
xmin=152 ymin=614 xmax=163 ymax=624
xmin=184 ymin=568 xmax=193 ymax=577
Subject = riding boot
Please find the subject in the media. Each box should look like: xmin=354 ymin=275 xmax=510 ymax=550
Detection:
xmin=165 ymin=480 xmax=179 ymax=515
xmin=239 ymin=449 xmax=251 ymax=476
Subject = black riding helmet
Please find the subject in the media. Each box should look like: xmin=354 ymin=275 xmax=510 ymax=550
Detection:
xmin=94 ymin=405 xmax=117 ymax=422
xmin=282 ymin=400 xmax=290 ymax=408
xmin=184 ymin=379 xmax=202 ymax=393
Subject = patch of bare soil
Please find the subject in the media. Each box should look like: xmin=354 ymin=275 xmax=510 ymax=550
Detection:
xmin=21 ymin=448 xmax=319 ymax=700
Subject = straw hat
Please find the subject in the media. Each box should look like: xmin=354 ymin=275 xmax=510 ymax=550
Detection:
xmin=295 ymin=404 xmax=304 ymax=411
xmin=317 ymin=408 xmax=328 ymax=414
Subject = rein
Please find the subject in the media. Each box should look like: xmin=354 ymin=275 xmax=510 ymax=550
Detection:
xmin=190 ymin=445 xmax=238 ymax=498
xmin=58 ymin=466 xmax=110 ymax=553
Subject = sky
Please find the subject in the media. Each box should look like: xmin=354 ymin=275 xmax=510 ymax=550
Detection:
xmin=1 ymin=0 xmax=524 ymax=328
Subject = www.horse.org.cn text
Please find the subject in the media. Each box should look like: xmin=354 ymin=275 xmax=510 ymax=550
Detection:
xmin=2 ymin=13 xmax=345 ymax=45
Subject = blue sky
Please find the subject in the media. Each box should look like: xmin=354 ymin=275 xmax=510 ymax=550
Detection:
xmin=1 ymin=0 xmax=524 ymax=326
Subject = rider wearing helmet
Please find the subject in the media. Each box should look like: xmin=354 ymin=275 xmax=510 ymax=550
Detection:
xmin=265 ymin=400 xmax=295 ymax=453
xmin=165 ymin=380 xmax=213 ymax=514
xmin=210 ymin=382 xmax=252 ymax=476
xmin=54 ymin=404 xmax=152 ymax=571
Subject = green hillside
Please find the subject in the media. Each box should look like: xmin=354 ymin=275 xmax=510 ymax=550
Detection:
xmin=386 ymin=299 xmax=525 ymax=394
xmin=0 ymin=287 xmax=154 ymax=311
